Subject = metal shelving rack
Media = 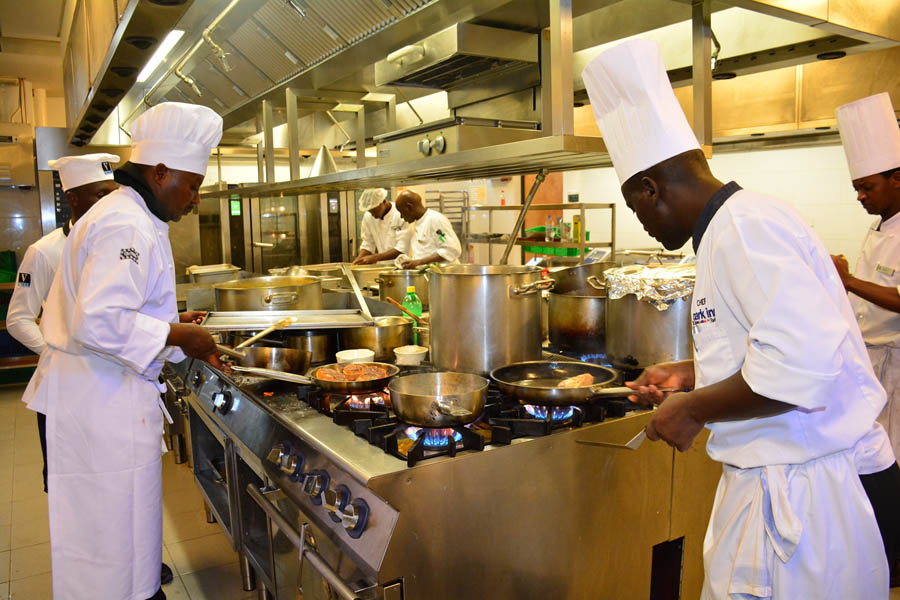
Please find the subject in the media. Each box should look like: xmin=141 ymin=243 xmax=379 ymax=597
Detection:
xmin=463 ymin=202 xmax=616 ymax=264
xmin=424 ymin=190 xmax=468 ymax=240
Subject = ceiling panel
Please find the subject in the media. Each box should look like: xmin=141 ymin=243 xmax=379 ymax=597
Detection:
xmin=229 ymin=19 xmax=299 ymax=83
xmin=252 ymin=1 xmax=342 ymax=67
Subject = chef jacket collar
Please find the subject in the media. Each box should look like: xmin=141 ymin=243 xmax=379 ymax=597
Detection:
xmin=692 ymin=181 xmax=742 ymax=254
xmin=113 ymin=161 xmax=168 ymax=224
xmin=877 ymin=210 xmax=900 ymax=233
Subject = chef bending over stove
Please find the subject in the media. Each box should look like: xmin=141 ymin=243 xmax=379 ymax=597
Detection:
xmin=394 ymin=189 xmax=461 ymax=268
xmin=584 ymin=39 xmax=891 ymax=599
xmin=351 ymin=188 xmax=410 ymax=265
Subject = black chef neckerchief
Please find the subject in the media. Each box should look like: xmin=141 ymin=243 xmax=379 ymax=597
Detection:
xmin=691 ymin=181 xmax=742 ymax=254
xmin=62 ymin=220 xmax=70 ymax=236
xmin=113 ymin=161 xmax=167 ymax=223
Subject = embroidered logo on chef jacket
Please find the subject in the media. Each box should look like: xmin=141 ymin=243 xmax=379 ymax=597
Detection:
xmin=17 ymin=272 xmax=31 ymax=287
xmin=120 ymin=247 xmax=140 ymax=264
xmin=692 ymin=297 xmax=716 ymax=328
xmin=876 ymin=263 xmax=896 ymax=276
xmin=101 ymin=161 xmax=113 ymax=174
xmin=435 ymin=228 xmax=446 ymax=243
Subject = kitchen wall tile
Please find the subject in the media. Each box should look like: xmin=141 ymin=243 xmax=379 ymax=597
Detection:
xmin=0 ymin=190 xmax=40 ymax=219
xmin=0 ymin=216 xmax=44 ymax=264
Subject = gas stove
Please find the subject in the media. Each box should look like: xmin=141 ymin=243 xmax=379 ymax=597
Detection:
xmin=172 ymin=355 xmax=713 ymax=600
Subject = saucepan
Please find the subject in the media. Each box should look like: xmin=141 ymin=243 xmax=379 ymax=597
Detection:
xmin=232 ymin=362 xmax=399 ymax=394
xmin=237 ymin=347 xmax=311 ymax=374
xmin=389 ymin=372 xmax=488 ymax=428
xmin=489 ymin=361 xmax=622 ymax=406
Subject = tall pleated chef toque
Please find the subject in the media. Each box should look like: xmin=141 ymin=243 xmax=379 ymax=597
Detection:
xmin=835 ymin=92 xmax=900 ymax=181
xmin=582 ymin=38 xmax=700 ymax=185
xmin=130 ymin=102 xmax=223 ymax=176
xmin=358 ymin=188 xmax=388 ymax=212
xmin=48 ymin=153 xmax=120 ymax=191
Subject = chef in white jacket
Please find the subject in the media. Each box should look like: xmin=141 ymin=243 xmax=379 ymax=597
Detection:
xmin=22 ymin=102 xmax=224 ymax=600
xmin=831 ymin=91 xmax=900 ymax=586
xmin=394 ymin=190 xmax=461 ymax=268
xmin=584 ymin=39 xmax=890 ymax=599
xmin=351 ymin=188 xmax=409 ymax=265
xmin=7 ymin=153 xmax=118 ymax=491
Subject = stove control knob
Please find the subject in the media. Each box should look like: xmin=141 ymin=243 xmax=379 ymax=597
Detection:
xmin=342 ymin=498 xmax=370 ymax=538
xmin=267 ymin=443 xmax=289 ymax=466
xmin=302 ymin=470 xmax=330 ymax=504
xmin=212 ymin=391 xmax=234 ymax=414
xmin=417 ymin=138 xmax=432 ymax=156
xmin=431 ymin=135 xmax=446 ymax=154
xmin=282 ymin=453 xmax=304 ymax=479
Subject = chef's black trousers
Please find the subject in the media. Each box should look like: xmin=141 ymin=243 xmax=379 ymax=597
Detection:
xmin=36 ymin=411 xmax=48 ymax=493
xmin=860 ymin=462 xmax=900 ymax=584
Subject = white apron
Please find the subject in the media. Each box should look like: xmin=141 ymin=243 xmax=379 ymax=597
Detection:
xmin=692 ymin=189 xmax=888 ymax=599
xmin=23 ymin=187 xmax=184 ymax=600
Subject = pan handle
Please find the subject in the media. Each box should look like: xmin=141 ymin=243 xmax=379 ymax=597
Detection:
xmin=265 ymin=292 xmax=299 ymax=305
xmin=431 ymin=400 xmax=473 ymax=419
xmin=590 ymin=385 xmax=679 ymax=396
xmin=586 ymin=275 xmax=605 ymax=290
xmin=510 ymin=278 xmax=555 ymax=297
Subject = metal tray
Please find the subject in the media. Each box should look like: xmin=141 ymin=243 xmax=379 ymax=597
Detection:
xmin=200 ymin=310 xmax=375 ymax=332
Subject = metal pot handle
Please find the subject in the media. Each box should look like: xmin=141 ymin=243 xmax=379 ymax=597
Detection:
xmin=265 ymin=292 xmax=299 ymax=305
xmin=431 ymin=400 xmax=473 ymax=418
xmin=586 ymin=275 xmax=605 ymax=290
xmin=246 ymin=484 xmax=362 ymax=600
xmin=510 ymin=278 xmax=556 ymax=297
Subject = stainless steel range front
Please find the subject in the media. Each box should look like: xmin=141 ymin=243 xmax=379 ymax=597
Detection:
xmin=178 ymin=358 xmax=720 ymax=600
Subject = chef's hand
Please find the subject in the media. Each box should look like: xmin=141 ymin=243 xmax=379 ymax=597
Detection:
xmin=401 ymin=258 xmax=419 ymax=269
xmin=352 ymin=254 xmax=377 ymax=266
xmin=830 ymin=254 xmax=852 ymax=286
xmin=168 ymin=323 xmax=217 ymax=359
xmin=625 ymin=360 xmax=695 ymax=406
xmin=204 ymin=353 xmax=228 ymax=371
xmin=645 ymin=391 xmax=704 ymax=452
xmin=179 ymin=311 xmax=207 ymax=324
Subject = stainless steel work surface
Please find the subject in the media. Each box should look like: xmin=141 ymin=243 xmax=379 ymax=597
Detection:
xmin=200 ymin=310 xmax=374 ymax=331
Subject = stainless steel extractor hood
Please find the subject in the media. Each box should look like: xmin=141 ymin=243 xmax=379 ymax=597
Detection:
xmin=373 ymin=22 xmax=538 ymax=90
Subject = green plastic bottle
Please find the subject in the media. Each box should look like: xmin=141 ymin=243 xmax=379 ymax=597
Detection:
xmin=402 ymin=285 xmax=423 ymax=345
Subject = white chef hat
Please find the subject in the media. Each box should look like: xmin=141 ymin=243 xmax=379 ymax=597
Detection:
xmin=582 ymin=39 xmax=700 ymax=185
xmin=47 ymin=153 xmax=120 ymax=191
xmin=130 ymin=102 xmax=223 ymax=175
xmin=358 ymin=188 xmax=388 ymax=212
xmin=835 ymin=92 xmax=900 ymax=181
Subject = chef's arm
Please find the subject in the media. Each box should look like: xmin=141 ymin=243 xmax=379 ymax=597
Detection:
xmin=646 ymin=371 xmax=794 ymax=451
xmin=6 ymin=248 xmax=49 ymax=354
xmin=403 ymin=252 xmax=443 ymax=268
xmin=354 ymin=248 xmax=401 ymax=265
xmin=167 ymin=323 xmax=218 ymax=359
xmin=842 ymin=277 xmax=900 ymax=313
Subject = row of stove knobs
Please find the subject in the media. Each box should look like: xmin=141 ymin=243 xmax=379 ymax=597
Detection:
xmin=267 ymin=443 xmax=369 ymax=539
xmin=416 ymin=134 xmax=446 ymax=156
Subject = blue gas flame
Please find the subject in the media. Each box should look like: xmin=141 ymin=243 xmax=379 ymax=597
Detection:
xmin=524 ymin=405 xmax=575 ymax=421
xmin=404 ymin=427 xmax=463 ymax=448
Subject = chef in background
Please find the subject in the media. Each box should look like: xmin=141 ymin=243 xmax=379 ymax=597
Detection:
xmin=584 ymin=39 xmax=889 ymax=599
xmin=7 ymin=153 xmax=119 ymax=492
xmin=394 ymin=189 xmax=461 ymax=268
xmin=351 ymin=188 xmax=409 ymax=265
xmin=831 ymin=91 xmax=900 ymax=587
xmin=22 ymin=102 xmax=224 ymax=600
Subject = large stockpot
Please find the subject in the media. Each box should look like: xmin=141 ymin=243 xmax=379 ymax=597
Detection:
xmin=283 ymin=330 xmax=336 ymax=364
xmin=603 ymin=264 xmax=695 ymax=369
xmin=214 ymin=276 xmax=323 ymax=311
xmin=428 ymin=265 xmax=552 ymax=375
xmin=548 ymin=287 xmax=606 ymax=354
xmin=377 ymin=270 xmax=429 ymax=309
xmin=338 ymin=316 xmax=413 ymax=361
xmin=547 ymin=261 xmax=614 ymax=294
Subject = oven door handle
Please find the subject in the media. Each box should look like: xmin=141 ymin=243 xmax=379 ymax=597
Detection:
xmin=246 ymin=484 xmax=362 ymax=600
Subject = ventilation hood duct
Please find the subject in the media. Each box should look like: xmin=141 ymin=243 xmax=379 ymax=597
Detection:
xmin=308 ymin=145 xmax=339 ymax=177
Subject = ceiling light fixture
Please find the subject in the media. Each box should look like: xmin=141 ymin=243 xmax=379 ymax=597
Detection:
xmin=137 ymin=29 xmax=185 ymax=83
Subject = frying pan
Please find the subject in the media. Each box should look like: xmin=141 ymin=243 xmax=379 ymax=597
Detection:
xmin=490 ymin=360 xmax=620 ymax=406
xmin=389 ymin=372 xmax=488 ymax=428
xmin=233 ymin=362 xmax=399 ymax=394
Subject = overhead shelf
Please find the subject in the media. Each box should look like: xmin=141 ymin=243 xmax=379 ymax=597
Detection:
xmin=200 ymin=135 xmax=611 ymax=199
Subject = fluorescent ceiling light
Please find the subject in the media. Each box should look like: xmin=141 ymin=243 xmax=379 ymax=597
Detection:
xmin=137 ymin=30 xmax=185 ymax=83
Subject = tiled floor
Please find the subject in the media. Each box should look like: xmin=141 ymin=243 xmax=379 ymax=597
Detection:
xmin=0 ymin=384 xmax=258 ymax=600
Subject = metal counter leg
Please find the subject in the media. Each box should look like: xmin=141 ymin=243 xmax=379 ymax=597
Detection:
xmin=256 ymin=581 xmax=274 ymax=600
xmin=173 ymin=433 xmax=187 ymax=464
xmin=241 ymin=554 xmax=257 ymax=592
xmin=204 ymin=502 xmax=216 ymax=524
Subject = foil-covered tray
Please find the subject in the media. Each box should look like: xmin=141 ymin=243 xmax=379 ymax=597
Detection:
xmin=200 ymin=310 xmax=375 ymax=332
xmin=605 ymin=264 xmax=695 ymax=311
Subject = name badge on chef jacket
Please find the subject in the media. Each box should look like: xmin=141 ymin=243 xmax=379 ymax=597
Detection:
xmin=876 ymin=263 xmax=896 ymax=276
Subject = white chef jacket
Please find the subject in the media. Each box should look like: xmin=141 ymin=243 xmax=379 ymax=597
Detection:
xmin=22 ymin=184 xmax=183 ymax=600
xmin=6 ymin=225 xmax=66 ymax=354
xmin=691 ymin=183 xmax=888 ymax=599
xmin=359 ymin=203 xmax=409 ymax=255
xmin=408 ymin=208 xmax=461 ymax=263
xmin=850 ymin=212 xmax=900 ymax=467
